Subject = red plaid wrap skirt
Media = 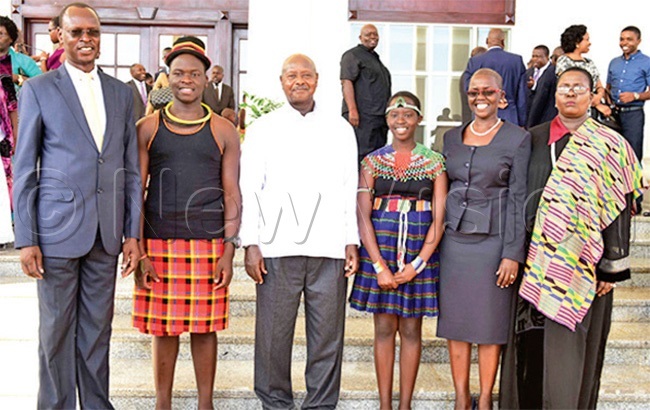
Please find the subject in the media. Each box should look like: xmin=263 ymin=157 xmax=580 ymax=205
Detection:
xmin=132 ymin=238 xmax=229 ymax=336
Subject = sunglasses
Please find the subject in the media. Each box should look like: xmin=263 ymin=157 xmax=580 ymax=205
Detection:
xmin=556 ymin=85 xmax=590 ymax=95
xmin=65 ymin=29 xmax=101 ymax=39
xmin=466 ymin=88 xmax=501 ymax=98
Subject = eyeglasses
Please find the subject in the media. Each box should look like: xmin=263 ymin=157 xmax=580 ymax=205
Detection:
xmin=64 ymin=29 xmax=101 ymax=39
xmin=466 ymin=88 xmax=501 ymax=98
xmin=556 ymin=85 xmax=590 ymax=95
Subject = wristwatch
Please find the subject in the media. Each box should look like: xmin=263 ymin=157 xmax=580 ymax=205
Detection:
xmin=224 ymin=236 xmax=242 ymax=249
xmin=634 ymin=92 xmax=640 ymax=101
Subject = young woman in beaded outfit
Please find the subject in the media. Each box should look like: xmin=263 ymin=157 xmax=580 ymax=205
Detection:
xmin=349 ymin=91 xmax=447 ymax=410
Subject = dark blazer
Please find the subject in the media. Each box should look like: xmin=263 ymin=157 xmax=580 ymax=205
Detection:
xmin=13 ymin=65 xmax=142 ymax=258
xmin=443 ymin=121 xmax=531 ymax=263
xmin=202 ymin=82 xmax=235 ymax=115
xmin=126 ymin=79 xmax=151 ymax=121
xmin=463 ymin=47 xmax=528 ymax=127
xmin=525 ymin=65 xmax=557 ymax=128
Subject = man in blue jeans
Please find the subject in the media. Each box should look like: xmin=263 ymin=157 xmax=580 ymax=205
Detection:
xmin=607 ymin=25 xmax=650 ymax=213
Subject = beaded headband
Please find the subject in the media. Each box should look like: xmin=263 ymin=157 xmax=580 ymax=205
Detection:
xmin=385 ymin=96 xmax=422 ymax=116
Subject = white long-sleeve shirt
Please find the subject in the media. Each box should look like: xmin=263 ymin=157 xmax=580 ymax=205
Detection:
xmin=239 ymin=103 xmax=359 ymax=259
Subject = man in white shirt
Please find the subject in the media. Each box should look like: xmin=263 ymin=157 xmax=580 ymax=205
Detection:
xmin=240 ymin=53 xmax=359 ymax=409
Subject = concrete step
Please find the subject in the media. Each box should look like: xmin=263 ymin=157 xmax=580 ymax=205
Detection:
xmin=108 ymin=314 xmax=650 ymax=366
xmin=3 ymin=281 xmax=647 ymax=366
xmin=113 ymin=279 xmax=650 ymax=322
xmin=3 ymin=244 xmax=649 ymax=282
xmin=2 ymin=346 xmax=649 ymax=410
xmin=631 ymin=215 xmax=650 ymax=241
xmin=2 ymin=271 xmax=649 ymax=325
xmin=631 ymin=237 xmax=650 ymax=259
xmin=2 ymin=282 xmax=649 ymax=408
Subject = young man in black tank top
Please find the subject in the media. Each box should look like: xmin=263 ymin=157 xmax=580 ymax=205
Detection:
xmin=132 ymin=36 xmax=242 ymax=410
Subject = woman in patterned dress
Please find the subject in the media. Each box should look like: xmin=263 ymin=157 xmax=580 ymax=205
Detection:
xmin=131 ymin=37 xmax=241 ymax=409
xmin=499 ymin=67 xmax=645 ymax=409
xmin=555 ymin=24 xmax=611 ymax=118
xmin=349 ymin=91 xmax=448 ymax=410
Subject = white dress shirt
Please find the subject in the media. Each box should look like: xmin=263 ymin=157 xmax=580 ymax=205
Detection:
xmin=239 ymin=103 xmax=360 ymax=259
xmin=213 ymin=82 xmax=222 ymax=100
xmin=65 ymin=61 xmax=106 ymax=150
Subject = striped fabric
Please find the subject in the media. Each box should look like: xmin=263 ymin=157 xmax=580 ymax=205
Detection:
xmin=519 ymin=118 xmax=646 ymax=330
xmin=132 ymin=238 xmax=229 ymax=336
xmin=350 ymin=195 xmax=440 ymax=317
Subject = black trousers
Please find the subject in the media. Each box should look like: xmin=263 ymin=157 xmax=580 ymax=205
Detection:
xmin=500 ymin=291 xmax=614 ymax=409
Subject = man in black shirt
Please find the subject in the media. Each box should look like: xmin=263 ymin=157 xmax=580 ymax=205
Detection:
xmin=340 ymin=24 xmax=392 ymax=164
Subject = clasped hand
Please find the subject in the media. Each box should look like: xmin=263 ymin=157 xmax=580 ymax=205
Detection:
xmin=377 ymin=263 xmax=418 ymax=290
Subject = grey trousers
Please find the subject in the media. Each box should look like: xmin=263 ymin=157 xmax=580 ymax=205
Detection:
xmin=37 ymin=233 xmax=118 ymax=409
xmin=254 ymin=256 xmax=347 ymax=410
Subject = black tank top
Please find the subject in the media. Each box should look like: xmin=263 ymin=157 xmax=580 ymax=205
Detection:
xmin=144 ymin=114 xmax=224 ymax=239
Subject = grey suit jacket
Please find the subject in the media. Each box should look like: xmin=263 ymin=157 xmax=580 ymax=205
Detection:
xmin=202 ymin=82 xmax=235 ymax=115
xmin=443 ymin=121 xmax=531 ymax=263
xmin=126 ymin=79 xmax=151 ymax=121
xmin=13 ymin=65 xmax=142 ymax=258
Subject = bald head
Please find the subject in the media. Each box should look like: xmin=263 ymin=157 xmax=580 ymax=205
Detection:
xmin=486 ymin=28 xmax=505 ymax=48
xmin=281 ymin=54 xmax=317 ymax=76
xmin=359 ymin=24 xmax=379 ymax=51
xmin=471 ymin=68 xmax=503 ymax=89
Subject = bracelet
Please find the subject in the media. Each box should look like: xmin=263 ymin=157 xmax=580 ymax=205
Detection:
xmin=138 ymin=253 xmax=149 ymax=261
xmin=372 ymin=260 xmax=388 ymax=274
xmin=357 ymin=187 xmax=374 ymax=194
xmin=410 ymin=256 xmax=426 ymax=274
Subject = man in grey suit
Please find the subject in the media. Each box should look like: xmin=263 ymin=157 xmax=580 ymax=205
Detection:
xmin=202 ymin=64 xmax=235 ymax=115
xmin=126 ymin=63 xmax=151 ymax=121
xmin=13 ymin=3 xmax=141 ymax=409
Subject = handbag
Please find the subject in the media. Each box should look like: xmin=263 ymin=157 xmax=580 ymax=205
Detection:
xmin=590 ymin=88 xmax=623 ymax=133
xmin=590 ymin=106 xmax=623 ymax=133
xmin=149 ymin=86 xmax=173 ymax=110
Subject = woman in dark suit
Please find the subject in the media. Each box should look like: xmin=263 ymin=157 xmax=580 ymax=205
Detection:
xmin=437 ymin=68 xmax=531 ymax=409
